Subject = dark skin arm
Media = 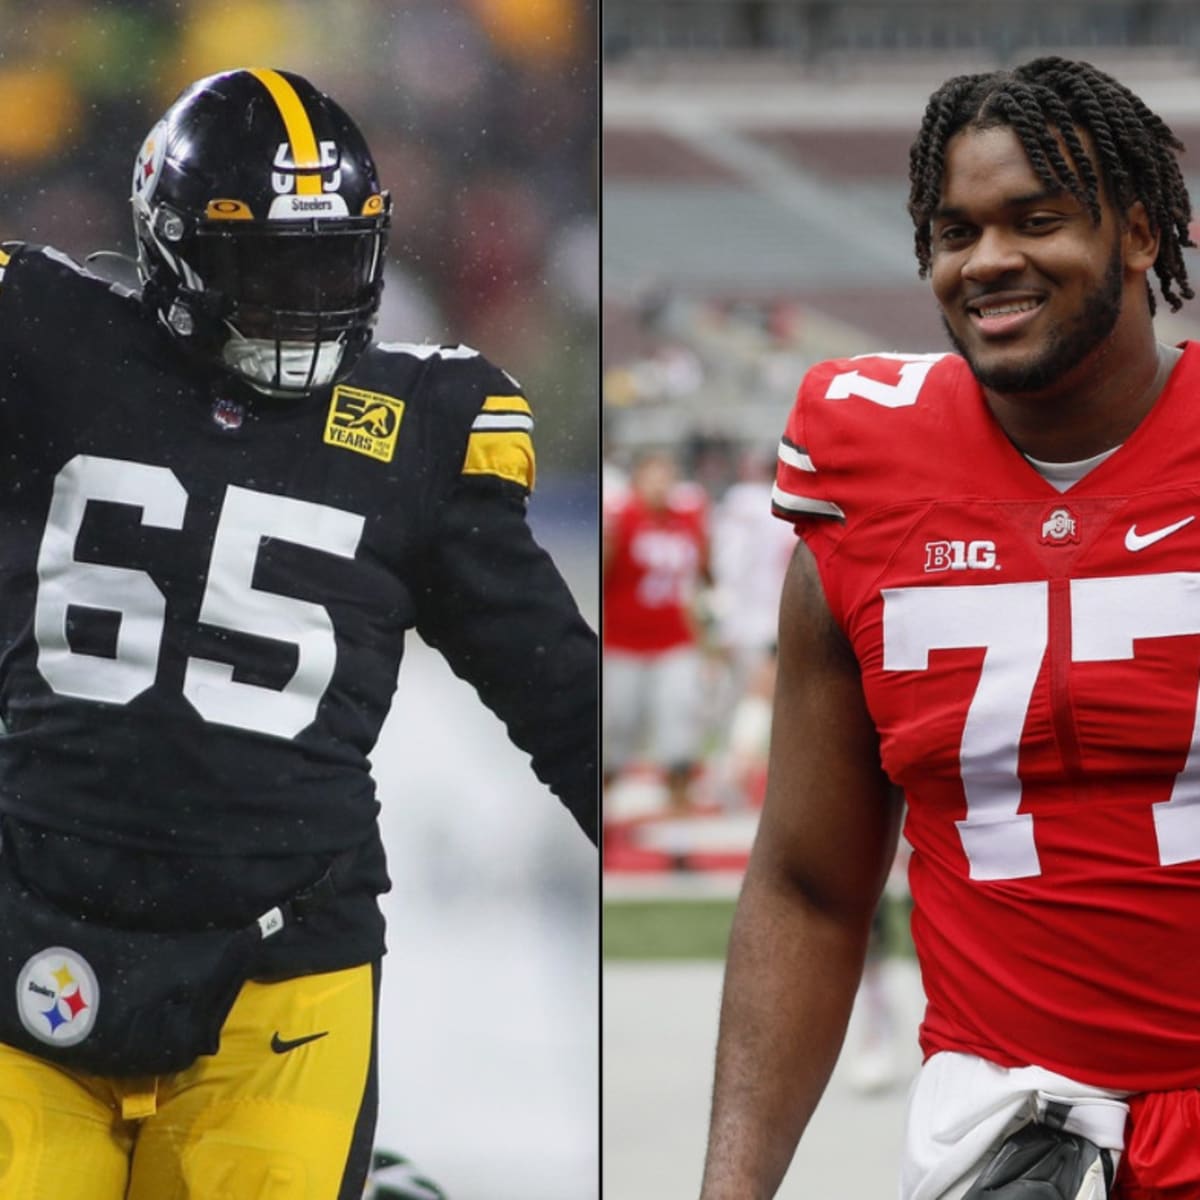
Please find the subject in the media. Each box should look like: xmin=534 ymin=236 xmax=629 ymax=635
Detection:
xmin=700 ymin=539 xmax=902 ymax=1199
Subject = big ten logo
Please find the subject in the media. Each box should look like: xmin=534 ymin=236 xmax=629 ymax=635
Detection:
xmin=924 ymin=539 xmax=999 ymax=573
xmin=631 ymin=529 xmax=700 ymax=606
xmin=273 ymin=141 xmax=341 ymax=194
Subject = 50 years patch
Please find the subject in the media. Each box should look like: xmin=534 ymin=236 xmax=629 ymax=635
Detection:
xmin=324 ymin=385 xmax=405 ymax=462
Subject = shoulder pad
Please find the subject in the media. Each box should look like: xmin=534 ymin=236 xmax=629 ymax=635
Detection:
xmin=364 ymin=341 xmax=535 ymax=491
xmin=376 ymin=340 xmax=481 ymax=362
xmin=0 ymin=240 xmax=33 ymax=291
xmin=372 ymin=341 xmax=522 ymax=392
xmin=12 ymin=242 xmax=89 ymax=279
xmin=772 ymin=351 xmax=962 ymax=531
xmin=0 ymin=240 xmax=133 ymax=295
xmin=396 ymin=344 xmax=535 ymax=491
xmin=0 ymin=241 xmax=143 ymax=336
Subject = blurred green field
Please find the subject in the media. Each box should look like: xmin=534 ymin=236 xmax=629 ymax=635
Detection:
xmin=604 ymin=898 xmax=738 ymax=959
xmin=603 ymin=894 xmax=914 ymax=960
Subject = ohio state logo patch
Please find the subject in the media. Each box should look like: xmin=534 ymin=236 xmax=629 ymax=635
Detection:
xmin=1039 ymin=506 xmax=1079 ymax=545
xmin=16 ymin=947 xmax=100 ymax=1048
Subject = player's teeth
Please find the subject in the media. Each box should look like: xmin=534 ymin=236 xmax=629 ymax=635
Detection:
xmin=979 ymin=300 xmax=1038 ymax=317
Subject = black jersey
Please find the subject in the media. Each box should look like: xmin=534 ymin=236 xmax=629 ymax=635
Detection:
xmin=0 ymin=243 xmax=596 ymax=972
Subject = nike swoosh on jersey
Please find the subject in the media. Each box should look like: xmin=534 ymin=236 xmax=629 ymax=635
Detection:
xmin=270 ymin=1030 xmax=329 ymax=1054
xmin=1124 ymin=515 xmax=1195 ymax=551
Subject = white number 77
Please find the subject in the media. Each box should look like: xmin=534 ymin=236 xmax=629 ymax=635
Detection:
xmin=883 ymin=574 xmax=1200 ymax=880
xmin=825 ymin=353 xmax=948 ymax=408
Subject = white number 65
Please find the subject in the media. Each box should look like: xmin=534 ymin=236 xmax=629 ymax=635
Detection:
xmin=35 ymin=454 xmax=364 ymax=739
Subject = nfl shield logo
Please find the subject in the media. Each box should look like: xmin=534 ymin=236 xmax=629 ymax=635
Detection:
xmin=211 ymin=397 xmax=245 ymax=431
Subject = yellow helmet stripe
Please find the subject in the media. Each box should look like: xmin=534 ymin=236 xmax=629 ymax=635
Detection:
xmin=0 ymin=248 xmax=10 ymax=267
xmin=248 ymin=67 xmax=323 ymax=195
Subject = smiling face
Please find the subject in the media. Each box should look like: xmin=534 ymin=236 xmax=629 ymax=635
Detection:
xmin=930 ymin=124 xmax=1150 ymax=396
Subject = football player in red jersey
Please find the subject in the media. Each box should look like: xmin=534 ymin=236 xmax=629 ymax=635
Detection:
xmin=701 ymin=58 xmax=1200 ymax=1200
xmin=603 ymin=449 xmax=711 ymax=817
xmin=0 ymin=69 xmax=595 ymax=1200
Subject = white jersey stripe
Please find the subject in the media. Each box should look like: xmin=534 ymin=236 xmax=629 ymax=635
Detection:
xmin=778 ymin=442 xmax=816 ymax=473
xmin=376 ymin=341 xmax=479 ymax=361
xmin=471 ymin=413 xmax=534 ymax=432
xmin=771 ymin=482 xmax=844 ymax=520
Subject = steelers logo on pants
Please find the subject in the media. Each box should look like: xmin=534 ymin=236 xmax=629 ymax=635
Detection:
xmin=16 ymin=947 xmax=100 ymax=1048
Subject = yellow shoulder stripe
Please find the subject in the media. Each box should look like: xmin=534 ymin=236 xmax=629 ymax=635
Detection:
xmin=482 ymin=394 xmax=532 ymax=416
xmin=463 ymin=430 xmax=536 ymax=491
xmin=0 ymin=248 xmax=10 ymax=267
xmin=248 ymin=68 xmax=322 ymax=195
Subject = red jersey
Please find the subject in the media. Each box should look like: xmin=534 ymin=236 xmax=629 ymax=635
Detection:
xmin=773 ymin=346 xmax=1200 ymax=1092
xmin=604 ymin=485 xmax=707 ymax=654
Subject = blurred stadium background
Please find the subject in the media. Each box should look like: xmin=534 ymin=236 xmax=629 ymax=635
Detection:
xmin=0 ymin=4 xmax=597 ymax=1199
xmin=602 ymin=4 xmax=1200 ymax=1197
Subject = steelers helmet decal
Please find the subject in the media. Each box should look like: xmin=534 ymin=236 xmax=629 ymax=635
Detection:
xmin=132 ymin=120 xmax=169 ymax=209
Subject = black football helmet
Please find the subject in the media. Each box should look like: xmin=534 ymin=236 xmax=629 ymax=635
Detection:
xmin=131 ymin=68 xmax=391 ymax=395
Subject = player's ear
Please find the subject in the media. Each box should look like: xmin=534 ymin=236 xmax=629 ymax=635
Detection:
xmin=1121 ymin=200 xmax=1159 ymax=272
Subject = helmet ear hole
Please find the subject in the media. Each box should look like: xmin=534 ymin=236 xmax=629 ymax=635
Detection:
xmin=130 ymin=67 xmax=390 ymax=396
xmin=154 ymin=209 xmax=186 ymax=244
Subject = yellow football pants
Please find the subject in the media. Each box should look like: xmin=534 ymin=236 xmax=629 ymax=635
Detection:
xmin=0 ymin=961 xmax=378 ymax=1200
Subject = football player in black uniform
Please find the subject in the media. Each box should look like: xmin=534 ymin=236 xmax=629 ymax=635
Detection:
xmin=0 ymin=68 xmax=596 ymax=1200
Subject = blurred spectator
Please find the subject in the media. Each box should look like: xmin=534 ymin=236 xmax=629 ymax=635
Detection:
xmin=722 ymin=644 xmax=776 ymax=810
xmin=710 ymin=447 xmax=796 ymax=708
xmin=705 ymin=447 xmax=795 ymax=805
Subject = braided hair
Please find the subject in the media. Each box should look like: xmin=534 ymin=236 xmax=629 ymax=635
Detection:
xmin=907 ymin=56 xmax=1194 ymax=315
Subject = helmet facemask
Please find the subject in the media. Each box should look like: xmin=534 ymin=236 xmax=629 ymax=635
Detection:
xmin=136 ymin=205 xmax=388 ymax=396
xmin=196 ymin=218 xmax=385 ymax=395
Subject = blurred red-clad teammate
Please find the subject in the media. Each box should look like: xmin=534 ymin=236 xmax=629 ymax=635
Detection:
xmin=603 ymin=450 xmax=711 ymax=817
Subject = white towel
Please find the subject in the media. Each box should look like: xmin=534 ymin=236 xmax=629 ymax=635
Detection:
xmin=900 ymin=1051 xmax=1130 ymax=1200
